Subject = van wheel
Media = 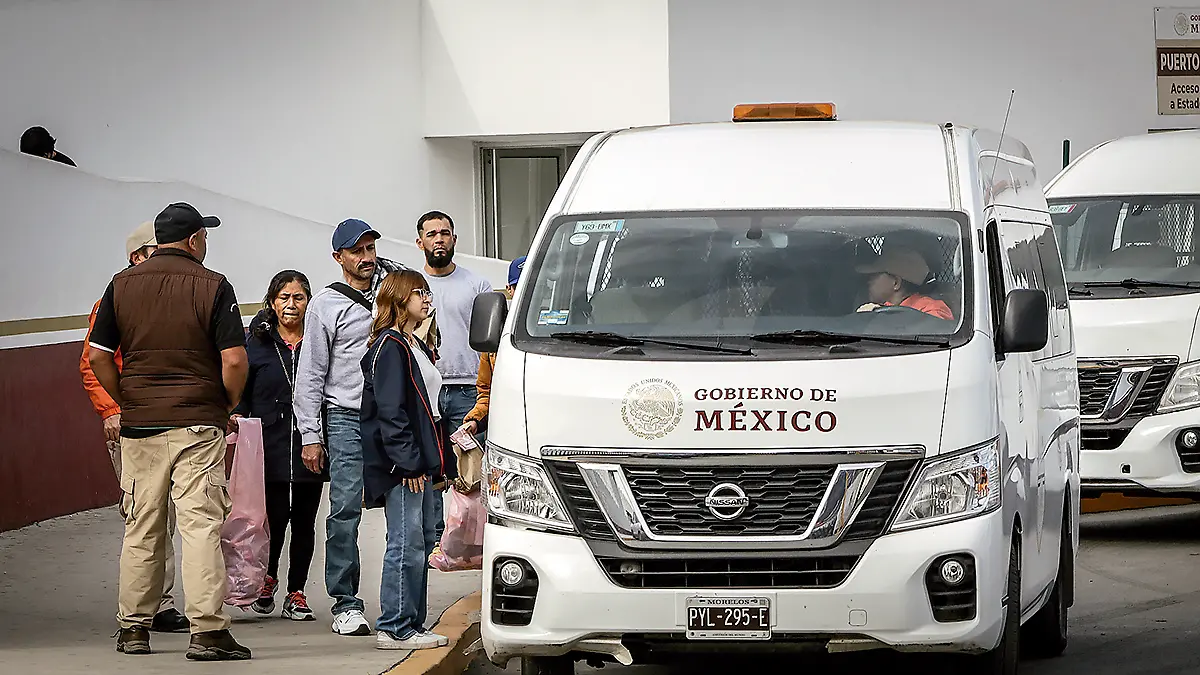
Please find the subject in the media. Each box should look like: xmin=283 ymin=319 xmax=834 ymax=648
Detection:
xmin=973 ymin=536 xmax=1020 ymax=675
xmin=520 ymin=656 xmax=574 ymax=675
xmin=1022 ymin=513 xmax=1071 ymax=658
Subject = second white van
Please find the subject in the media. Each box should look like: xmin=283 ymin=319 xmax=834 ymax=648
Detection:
xmin=1045 ymin=130 xmax=1200 ymax=499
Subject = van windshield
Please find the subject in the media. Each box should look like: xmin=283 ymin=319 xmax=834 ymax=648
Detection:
xmin=1049 ymin=196 xmax=1200 ymax=294
xmin=514 ymin=211 xmax=970 ymax=348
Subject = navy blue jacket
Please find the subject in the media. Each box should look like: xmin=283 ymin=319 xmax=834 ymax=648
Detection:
xmin=234 ymin=310 xmax=329 ymax=484
xmin=360 ymin=328 xmax=456 ymax=508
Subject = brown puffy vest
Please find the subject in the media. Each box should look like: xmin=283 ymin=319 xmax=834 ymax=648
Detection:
xmin=111 ymin=248 xmax=231 ymax=429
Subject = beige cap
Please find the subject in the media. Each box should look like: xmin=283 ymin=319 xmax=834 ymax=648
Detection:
xmin=125 ymin=221 xmax=157 ymax=260
xmin=855 ymin=247 xmax=931 ymax=286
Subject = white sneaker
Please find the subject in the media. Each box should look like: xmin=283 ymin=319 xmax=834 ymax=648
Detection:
xmin=331 ymin=609 xmax=372 ymax=636
xmin=421 ymin=630 xmax=449 ymax=647
xmin=376 ymin=630 xmax=442 ymax=650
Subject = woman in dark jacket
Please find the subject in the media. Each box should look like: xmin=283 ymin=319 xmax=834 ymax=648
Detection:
xmin=360 ymin=269 xmax=457 ymax=651
xmin=232 ymin=270 xmax=329 ymax=621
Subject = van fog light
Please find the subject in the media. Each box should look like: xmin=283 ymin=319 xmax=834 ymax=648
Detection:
xmin=1178 ymin=429 xmax=1200 ymax=451
xmin=940 ymin=558 xmax=966 ymax=586
xmin=499 ymin=560 xmax=526 ymax=587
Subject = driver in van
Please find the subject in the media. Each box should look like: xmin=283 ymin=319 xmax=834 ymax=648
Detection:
xmin=854 ymin=246 xmax=954 ymax=320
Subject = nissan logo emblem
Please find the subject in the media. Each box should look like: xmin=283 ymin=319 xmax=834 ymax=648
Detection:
xmin=704 ymin=483 xmax=749 ymax=520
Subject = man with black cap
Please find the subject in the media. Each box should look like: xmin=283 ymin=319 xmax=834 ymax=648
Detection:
xmin=88 ymin=202 xmax=251 ymax=661
xmin=20 ymin=125 xmax=76 ymax=166
xmin=293 ymin=218 xmax=385 ymax=637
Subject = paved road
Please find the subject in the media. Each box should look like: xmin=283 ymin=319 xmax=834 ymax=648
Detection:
xmin=468 ymin=505 xmax=1200 ymax=675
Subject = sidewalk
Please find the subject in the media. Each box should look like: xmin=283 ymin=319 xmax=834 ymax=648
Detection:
xmin=0 ymin=502 xmax=481 ymax=675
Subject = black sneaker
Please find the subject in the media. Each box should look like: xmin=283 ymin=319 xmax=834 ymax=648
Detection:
xmin=151 ymin=608 xmax=189 ymax=633
xmin=185 ymin=630 xmax=252 ymax=661
xmin=115 ymin=626 xmax=151 ymax=655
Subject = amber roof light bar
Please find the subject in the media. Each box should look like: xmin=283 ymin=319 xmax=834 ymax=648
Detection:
xmin=732 ymin=102 xmax=838 ymax=122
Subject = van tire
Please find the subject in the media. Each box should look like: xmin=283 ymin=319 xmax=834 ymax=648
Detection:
xmin=1021 ymin=512 xmax=1071 ymax=659
xmin=520 ymin=656 xmax=574 ymax=675
xmin=973 ymin=536 xmax=1021 ymax=675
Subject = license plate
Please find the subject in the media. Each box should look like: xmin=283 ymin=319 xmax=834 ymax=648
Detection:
xmin=685 ymin=596 xmax=771 ymax=640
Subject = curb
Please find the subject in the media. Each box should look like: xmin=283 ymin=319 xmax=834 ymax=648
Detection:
xmin=383 ymin=591 xmax=483 ymax=675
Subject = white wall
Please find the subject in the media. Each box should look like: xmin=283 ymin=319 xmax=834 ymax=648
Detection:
xmin=668 ymin=0 xmax=1200 ymax=179
xmin=0 ymin=0 xmax=436 ymax=242
xmin=0 ymin=150 xmax=509 ymax=327
xmin=421 ymin=0 xmax=671 ymax=137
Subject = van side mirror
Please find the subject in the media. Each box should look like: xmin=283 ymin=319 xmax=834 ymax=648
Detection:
xmin=469 ymin=291 xmax=508 ymax=353
xmin=1000 ymin=289 xmax=1048 ymax=354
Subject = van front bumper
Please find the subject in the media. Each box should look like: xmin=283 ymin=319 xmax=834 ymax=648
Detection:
xmin=1081 ymin=407 xmax=1200 ymax=496
xmin=481 ymin=510 xmax=1006 ymax=666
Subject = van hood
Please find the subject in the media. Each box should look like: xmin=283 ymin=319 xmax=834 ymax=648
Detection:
xmin=1071 ymin=295 xmax=1200 ymax=360
xmin=522 ymin=350 xmax=951 ymax=454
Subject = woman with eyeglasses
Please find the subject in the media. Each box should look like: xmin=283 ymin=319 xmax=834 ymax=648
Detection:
xmin=359 ymin=270 xmax=458 ymax=650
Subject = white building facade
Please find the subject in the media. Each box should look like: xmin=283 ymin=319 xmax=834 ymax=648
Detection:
xmin=0 ymin=0 xmax=1197 ymax=529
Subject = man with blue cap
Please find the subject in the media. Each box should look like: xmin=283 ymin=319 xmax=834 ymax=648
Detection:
xmin=292 ymin=218 xmax=409 ymax=638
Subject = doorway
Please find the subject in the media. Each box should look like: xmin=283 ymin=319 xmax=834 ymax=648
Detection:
xmin=481 ymin=145 xmax=581 ymax=259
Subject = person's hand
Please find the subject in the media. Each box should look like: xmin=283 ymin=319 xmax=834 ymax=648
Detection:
xmin=227 ymin=414 xmax=243 ymax=435
xmin=458 ymin=420 xmax=478 ymax=437
xmin=403 ymin=476 xmax=426 ymax=493
xmin=102 ymin=413 xmax=121 ymax=444
xmin=856 ymin=302 xmax=881 ymax=313
xmin=302 ymin=443 xmax=326 ymax=474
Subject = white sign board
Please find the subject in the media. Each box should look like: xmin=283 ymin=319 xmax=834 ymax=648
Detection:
xmin=1156 ymin=7 xmax=1200 ymax=114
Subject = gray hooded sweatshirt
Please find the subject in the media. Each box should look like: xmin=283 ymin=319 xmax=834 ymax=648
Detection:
xmin=292 ymin=286 xmax=374 ymax=446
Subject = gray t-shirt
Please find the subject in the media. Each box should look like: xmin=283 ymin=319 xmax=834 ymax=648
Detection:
xmin=425 ymin=265 xmax=494 ymax=386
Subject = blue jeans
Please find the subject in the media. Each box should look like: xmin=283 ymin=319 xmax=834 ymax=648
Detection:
xmin=378 ymin=481 xmax=440 ymax=636
xmin=325 ymin=405 xmax=365 ymax=615
xmin=436 ymin=385 xmax=478 ymax=541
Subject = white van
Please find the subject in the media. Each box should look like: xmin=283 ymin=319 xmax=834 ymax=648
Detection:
xmin=469 ymin=104 xmax=1080 ymax=675
xmin=1044 ymin=130 xmax=1200 ymax=499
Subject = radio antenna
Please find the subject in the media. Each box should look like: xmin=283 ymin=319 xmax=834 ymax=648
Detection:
xmin=989 ymin=89 xmax=1016 ymax=185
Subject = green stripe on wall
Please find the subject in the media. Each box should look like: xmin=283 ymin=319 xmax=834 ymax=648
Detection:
xmin=0 ymin=303 xmax=264 ymax=338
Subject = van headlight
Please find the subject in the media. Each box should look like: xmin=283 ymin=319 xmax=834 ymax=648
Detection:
xmin=484 ymin=443 xmax=574 ymax=532
xmin=890 ymin=440 xmax=1001 ymax=532
xmin=1159 ymin=361 xmax=1200 ymax=413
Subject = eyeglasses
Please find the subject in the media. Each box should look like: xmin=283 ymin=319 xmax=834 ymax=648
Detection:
xmin=412 ymin=289 xmax=434 ymax=300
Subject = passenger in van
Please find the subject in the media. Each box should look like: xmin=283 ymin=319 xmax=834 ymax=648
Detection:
xmin=854 ymin=246 xmax=954 ymax=320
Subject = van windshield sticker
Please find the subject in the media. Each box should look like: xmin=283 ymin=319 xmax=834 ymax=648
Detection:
xmin=537 ymin=309 xmax=570 ymax=325
xmin=1049 ymin=203 xmax=1076 ymax=214
xmin=569 ymin=233 xmax=590 ymax=246
xmin=573 ymin=219 xmax=624 ymax=234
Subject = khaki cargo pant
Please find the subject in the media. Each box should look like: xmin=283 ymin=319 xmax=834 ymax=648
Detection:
xmin=117 ymin=426 xmax=232 ymax=634
xmin=109 ymin=440 xmax=177 ymax=614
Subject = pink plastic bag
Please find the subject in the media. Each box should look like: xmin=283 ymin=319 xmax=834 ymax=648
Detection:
xmin=221 ymin=418 xmax=270 ymax=607
xmin=430 ymin=487 xmax=486 ymax=572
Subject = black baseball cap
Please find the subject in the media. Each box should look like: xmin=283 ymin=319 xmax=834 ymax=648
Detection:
xmin=154 ymin=202 xmax=220 ymax=245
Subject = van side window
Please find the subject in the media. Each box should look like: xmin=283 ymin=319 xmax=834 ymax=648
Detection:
xmin=984 ymin=220 xmax=1007 ymax=340
xmin=1036 ymin=231 xmax=1069 ymax=311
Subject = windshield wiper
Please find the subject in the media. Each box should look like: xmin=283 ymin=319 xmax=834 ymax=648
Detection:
xmin=1079 ymin=278 xmax=1200 ymax=291
xmin=750 ymin=329 xmax=950 ymax=348
xmin=549 ymin=331 xmax=753 ymax=355
xmin=1067 ymin=284 xmax=1093 ymax=297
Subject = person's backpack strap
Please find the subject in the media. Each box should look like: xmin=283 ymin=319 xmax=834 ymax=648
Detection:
xmin=327 ymin=282 xmax=372 ymax=313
